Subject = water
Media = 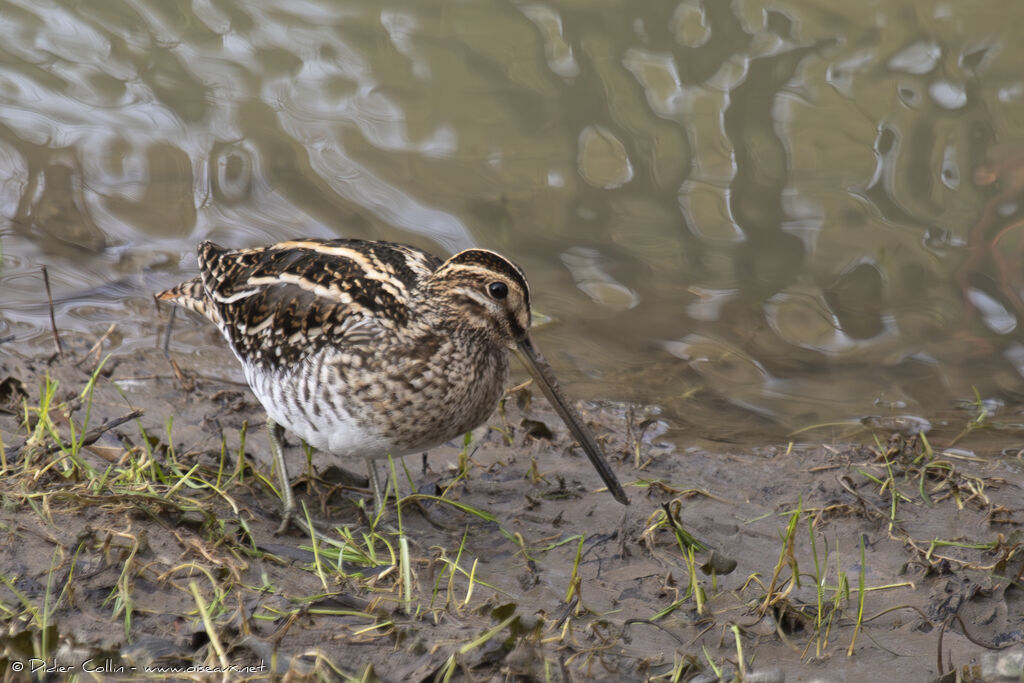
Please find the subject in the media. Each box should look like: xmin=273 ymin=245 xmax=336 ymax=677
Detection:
xmin=2 ymin=0 xmax=1024 ymax=441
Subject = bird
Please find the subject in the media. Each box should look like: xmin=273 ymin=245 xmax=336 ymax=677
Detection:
xmin=158 ymin=238 xmax=630 ymax=532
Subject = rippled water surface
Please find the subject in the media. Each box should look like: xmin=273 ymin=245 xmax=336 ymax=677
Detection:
xmin=3 ymin=0 xmax=1024 ymax=439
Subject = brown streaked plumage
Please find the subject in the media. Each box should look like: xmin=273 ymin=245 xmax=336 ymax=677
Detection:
xmin=159 ymin=238 xmax=629 ymax=531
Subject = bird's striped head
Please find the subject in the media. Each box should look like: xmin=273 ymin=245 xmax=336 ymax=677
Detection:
xmin=428 ymin=248 xmax=532 ymax=347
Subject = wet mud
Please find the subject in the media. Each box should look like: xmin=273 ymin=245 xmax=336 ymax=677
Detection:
xmin=1 ymin=331 xmax=1023 ymax=681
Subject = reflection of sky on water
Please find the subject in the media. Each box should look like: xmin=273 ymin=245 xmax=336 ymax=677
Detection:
xmin=3 ymin=0 xmax=1024 ymax=434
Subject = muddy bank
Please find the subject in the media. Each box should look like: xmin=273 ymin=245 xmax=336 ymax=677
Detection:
xmin=1 ymin=333 xmax=1023 ymax=681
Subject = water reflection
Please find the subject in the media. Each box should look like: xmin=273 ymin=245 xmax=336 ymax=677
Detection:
xmin=2 ymin=0 xmax=1024 ymax=439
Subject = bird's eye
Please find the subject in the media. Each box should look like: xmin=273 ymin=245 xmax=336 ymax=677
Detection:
xmin=488 ymin=281 xmax=509 ymax=300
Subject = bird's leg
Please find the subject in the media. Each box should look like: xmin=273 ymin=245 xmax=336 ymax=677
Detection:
xmin=421 ymin=452 xmax=428 ymax=476
xmin=365 ymin=457 xmax=385 ymax=512
xmin=161 ymin=306 xmax=177 ymax=357
xmin=268 ymin=417 xmax=297 ymax=534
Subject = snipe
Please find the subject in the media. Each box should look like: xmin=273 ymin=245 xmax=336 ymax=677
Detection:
xmin=159 ymin=239 xmax=629 ymax=531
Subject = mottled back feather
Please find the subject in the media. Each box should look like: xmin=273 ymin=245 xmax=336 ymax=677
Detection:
xmin=158 ymin=238 xmax=443 ymax=369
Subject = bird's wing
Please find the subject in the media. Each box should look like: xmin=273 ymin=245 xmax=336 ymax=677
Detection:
xmin=165 ymin=238 xmax=441 ymax=370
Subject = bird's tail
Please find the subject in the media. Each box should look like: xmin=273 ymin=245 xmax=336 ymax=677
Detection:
xmin=156 ymin=277 xmax=221 ymax=325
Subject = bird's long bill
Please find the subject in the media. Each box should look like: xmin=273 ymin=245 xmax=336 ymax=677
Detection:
xmin=514 ymin=335 xmax=630 ymax=505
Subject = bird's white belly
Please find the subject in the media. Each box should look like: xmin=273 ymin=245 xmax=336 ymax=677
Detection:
xmin=248 ymin=366 xmax=397 ymax=460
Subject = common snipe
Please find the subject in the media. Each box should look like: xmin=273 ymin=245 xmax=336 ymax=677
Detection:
xmin=159 ymin=239 xmax=629 ymax=531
